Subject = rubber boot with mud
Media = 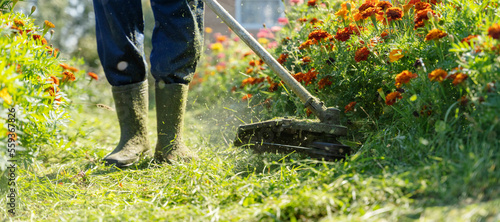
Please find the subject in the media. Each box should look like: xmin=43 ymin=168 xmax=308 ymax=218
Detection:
xmin=103 ymin=80 xmax=151 ymax=167
xmin=154 ymin=82 xmax=196 ymax=163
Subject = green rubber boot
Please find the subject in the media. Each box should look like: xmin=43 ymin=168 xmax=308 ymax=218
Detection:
xmin=154 ymin=82 xmax=195 ymax=163
xmin=103 ymin=80 xmax=151 ymax=167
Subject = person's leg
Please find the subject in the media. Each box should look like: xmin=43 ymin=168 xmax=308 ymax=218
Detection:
xmin=149 ymin=0 xmax=204 ymax=162
xmin=93 ymin=0 xmax=148 ymax=86
xmin=93 ymin=0 xmax=150 ymax=167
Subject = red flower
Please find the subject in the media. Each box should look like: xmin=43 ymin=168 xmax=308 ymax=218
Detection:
xmin=318 ymin=77 xmax=332 ymax=89
xmin=277 ymin=53 xmax=288 ymax=64
xmin=334 ymin=27 xmax=353 ymax=42
xmin=242 ymin=94 xmax=252 ymax=101
xmin=308 ymin=29 xmax=332 ymax=41
xmin=354 ymin=47 xmax=370 ymax=62
xmin=48 ymin=75 xmax=60 ymax=85
xmin=88 ymin=72 xmax=99 ymax=81
xmin=395 ymin=70 xmax=417 ymax=88
xmin=488 ymin=23 xmax=500 ymax=40
xmin=385 ymin=92 xmax=402 ymax=105
xmin=428 ymin=69 xmax=447 ymax=82
xmin=62 ymin=71 xmax=76 ymax=82
xmin=344 ymin=101 xmax=356 ymax=113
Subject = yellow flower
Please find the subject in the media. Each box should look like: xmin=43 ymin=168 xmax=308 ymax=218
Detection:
xmin=428 ymin=69 xmax=447 ymax=82
xmin=205 ymin=27 xmax=213 ymax=34
xmin=0 ymin=88 xmax=13 ymax=105
xmin=258 ymin=38 xmax=269 ymax=45
xmin=388 ymin=49 xmax=404 ymax=62
xmin=210 ymin=42 xmax=223 ymax=52
xmin=44 ymin=20 xmax=55 ymax=28
xmin=425 ymin=29 xmax=447 ymax=41
xmin=335 ymin=8 xmax=349 ymax=19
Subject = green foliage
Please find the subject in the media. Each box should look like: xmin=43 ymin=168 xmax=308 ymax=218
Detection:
xmin=0 ymin=6 xmax=92 ymax=171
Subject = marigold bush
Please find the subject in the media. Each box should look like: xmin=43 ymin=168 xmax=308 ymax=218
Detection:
xmin=191 ymin=0 xmax=499 ymax=154
xmin=0 ymin=4 xmax=92 ymax=170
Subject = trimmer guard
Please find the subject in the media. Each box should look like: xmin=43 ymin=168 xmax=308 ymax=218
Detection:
xmin=234 ymin=118 xmax=351 ymax=160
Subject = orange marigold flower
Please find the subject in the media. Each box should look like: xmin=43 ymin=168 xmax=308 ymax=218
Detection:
xmin=242 ymin=51 xmax=253 ymax=58
xmin=276 ymin=53 xmax=288 ymax=64
xmin=451 ymin=73 xmax=468 ymax=85
xmin=216 ymin=35 xmax=228 ymax=42
xmin=268 ymin=82 xmax=279 ymax=92
xmin=335 ymin=8 xmax=350 ymax=19
xmin=344 ymin=101 xmax=356 ymax=113
xmin=53 ymin=48 xmax=60 ymax=57
xmin=242 ymin=94 xmax=252 ymax=101
xmin=386 ymin=7 xmax=403 ymax=21
xmin=299 ymin=39 xmax=316 ymax=50
xmin=32 ymin=34 xmax=42 ymax=40
xmin=307 ymin=0 xmax=317 ymax=7
xmin=297 ymin=17 xmax=308 ymax=23
xmin=88 ymin=72 xmax=98 ymax=80
xmin=302 ymin=56 xmax=311 ymax=63
xmin=318 ymin=77 xmax=332 ymax=89
xmin=428 ymin=69 xmax=447 ymax=82
xmin=395 ymin=70 xmax=417 ymax=88
xmin=349 ymin=24 xmax=363 ymax=35
xmin=361 ymin=7 xmax=378 ymax=19
xmin=293 ymin=72 xmax=304 ymax=82
xmin=353 ymin=11 xmax=363 ymax=21
xmin=308 ymin=29 xmax=332 ymax=41
xmin=488 ymin=23 xmax=500 ymax=40
xmin=388 ymin=49 xmax=404 ymax=62
xmin=403 ymin=4 xmax=413 ymax=13
xmin=303 ymin=69 xmax=318 ymax=86
xmin=414 ymin=9 xmax=433 ymax=29
xmin=0 ymin=88 xmax=13 ymax=105
xmin=358 ymin=0 xmax=377 ymax=12
xmin=309 ymin=18 xmax=323 ymax=25
xmin=334 ymin=27 xmax=353 ymax=42
xmin=14 ymin=19 xmax=25 ymax=26
xmin=354 ymin=47 xmax=370 ymax=62
xmin=425 ymin=29 xmax=447 ymax=41
xmin=59 ymin=63 xmax=79 ymax=72
xmin=461 ymin=35 xmax=478 ymax=44
xmin=62 ymin=71 xmax=76 ymax=82
xmin=381 ymin=30 xmax=390 ymax=39
xmin=44 ymin=20 xmax=55 ymax=28
xmin=46 ymin=86 xmax=60 ymax=96
xmin=414 ymin=2 xmax=432 ymax=11
xmin=257 ymin=59 xmax=265 ymax=66
xmin=49 ymin=75 xmax=60 ymax=85
xmin=245 ymin=67 xmax=254 ymax=74
xmin=385 ymin=92 xmax=402 ymax=105
xmin=376 ymin=1 xmax=393 ymax=10
xmin=242 ymin=77 xmax=264 ymax=86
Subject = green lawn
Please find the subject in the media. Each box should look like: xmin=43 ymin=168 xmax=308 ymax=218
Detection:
xmin=3 ymin=97 xmax=498 ymax=221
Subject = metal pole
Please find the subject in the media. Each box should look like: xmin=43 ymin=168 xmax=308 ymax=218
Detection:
xmin=203 ymin=0 xmax=338 ymax=123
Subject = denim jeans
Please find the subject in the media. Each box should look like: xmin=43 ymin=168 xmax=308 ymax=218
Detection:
xmin=93 ymin=0 xmax=204 ymax=86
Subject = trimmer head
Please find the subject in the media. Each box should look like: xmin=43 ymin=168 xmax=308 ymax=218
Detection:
xmin=234 ymin=118 xmax=351 ymax=161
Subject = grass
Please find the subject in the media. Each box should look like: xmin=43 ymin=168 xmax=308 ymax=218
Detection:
xmin=1 ymin=90 xmax=498 ymax=221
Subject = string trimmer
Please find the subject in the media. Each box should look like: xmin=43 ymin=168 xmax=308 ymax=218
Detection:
xmin=204 ymin=0 xmax=351 ymax=160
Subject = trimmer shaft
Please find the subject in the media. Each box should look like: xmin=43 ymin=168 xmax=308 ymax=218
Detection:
xmin=234 ymin=118 xmax=351 ymax=160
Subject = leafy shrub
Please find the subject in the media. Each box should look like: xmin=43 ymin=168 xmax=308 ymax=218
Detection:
xmin=191 ymin=0 xmax=500 ymax=199
xmin=0 ymin=2 xmax=95 ymax=170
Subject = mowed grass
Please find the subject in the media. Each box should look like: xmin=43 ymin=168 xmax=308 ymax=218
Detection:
xmin=2 ymin=96 xmax=499 ymax=221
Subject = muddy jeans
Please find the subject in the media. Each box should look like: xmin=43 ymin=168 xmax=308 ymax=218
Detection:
xmin=92 ymin=0 xmax=204 ymax=86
